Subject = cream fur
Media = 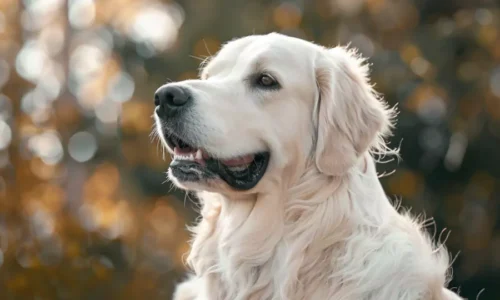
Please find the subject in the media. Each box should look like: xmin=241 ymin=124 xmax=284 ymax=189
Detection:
xmin=154 ymin=33 xmax=463 ymax=300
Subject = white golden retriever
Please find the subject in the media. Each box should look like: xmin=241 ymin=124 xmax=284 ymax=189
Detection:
xmin=153 ymin=33 xmax=463 ymax=300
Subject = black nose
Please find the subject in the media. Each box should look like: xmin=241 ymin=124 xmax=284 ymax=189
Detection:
xmin=154 ymin=85 xmax=192 ymax=118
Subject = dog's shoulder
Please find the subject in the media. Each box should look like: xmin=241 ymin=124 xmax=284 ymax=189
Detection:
xmin=345 ymin=212 xmax=451 ymax=299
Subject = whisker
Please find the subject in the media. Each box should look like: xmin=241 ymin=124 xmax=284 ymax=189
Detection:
xmin=190 ymin=54 xmax=209 ymax=61
xmin=203 ymin=39 xmax=213 ymax=57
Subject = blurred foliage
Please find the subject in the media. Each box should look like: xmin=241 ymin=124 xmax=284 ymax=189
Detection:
xmin=0 ymin=0 xmax=499 ymax=299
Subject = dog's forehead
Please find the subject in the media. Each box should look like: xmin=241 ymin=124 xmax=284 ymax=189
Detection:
xmin=205 ymin=33 xmax=317 ymax=76
xmin=224 ymin=33 xmax=313 ymax=55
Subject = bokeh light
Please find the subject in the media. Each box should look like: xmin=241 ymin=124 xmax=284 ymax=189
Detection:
xmin=68 ymin=131 xmax=97 ymax=162
xmin=0 ymin=120 xmax=12 ymax=150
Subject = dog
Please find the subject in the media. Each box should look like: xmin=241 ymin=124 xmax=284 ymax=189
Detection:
xmin=153 ymin=33 xmax=463 ymax=300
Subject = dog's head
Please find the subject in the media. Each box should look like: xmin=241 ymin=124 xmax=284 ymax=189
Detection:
xmin=153 ymin=33 xmax=393 ymax=193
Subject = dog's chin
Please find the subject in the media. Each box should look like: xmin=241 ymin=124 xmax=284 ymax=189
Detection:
xmin=164 ymin=133 xmax=270 ymax=191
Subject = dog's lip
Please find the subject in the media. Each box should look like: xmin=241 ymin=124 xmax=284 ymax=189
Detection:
xmin=169 ymin=151 xmax=270 ymax=190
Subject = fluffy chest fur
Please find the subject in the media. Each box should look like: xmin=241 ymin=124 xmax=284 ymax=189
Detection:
xmin=175 ymin=157 xmax=452 ymax=300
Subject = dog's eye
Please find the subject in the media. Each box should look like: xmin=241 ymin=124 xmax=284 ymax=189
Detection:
xmin=256 ymin=73 xmax=279 ymax=89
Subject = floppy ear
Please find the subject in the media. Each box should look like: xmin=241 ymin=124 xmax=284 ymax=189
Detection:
xmin=314 ymin=46 xmax=394 ymax=176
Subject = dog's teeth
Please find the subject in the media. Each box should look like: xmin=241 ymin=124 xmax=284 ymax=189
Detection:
xmin=196 ymin=149 xmax=202 ymax=160
xmin=174 ymin=152 xmax=198 ymax=161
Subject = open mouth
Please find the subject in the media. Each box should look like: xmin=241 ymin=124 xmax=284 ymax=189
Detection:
xmin=165 ymin=134 xmax=270 ymax=190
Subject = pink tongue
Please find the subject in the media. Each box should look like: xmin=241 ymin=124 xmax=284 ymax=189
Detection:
xmin=221 ymin=155 xmax=255 ymax=167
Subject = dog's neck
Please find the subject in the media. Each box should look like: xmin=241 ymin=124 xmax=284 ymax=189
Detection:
xmin=212 ymin=153 xmax=388 ymax=223
xmin=188 ymin=153 xmax=393 ymax=299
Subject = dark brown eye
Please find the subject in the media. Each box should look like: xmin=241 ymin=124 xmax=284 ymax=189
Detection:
xmin=256 ymin=73 xmax=279 ymax=89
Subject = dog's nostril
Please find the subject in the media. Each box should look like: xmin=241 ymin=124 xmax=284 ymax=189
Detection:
xmin=167 ymin=94 xmax=189 ymax=107
xmin=165 ymin=87 xmax=190 ymax=107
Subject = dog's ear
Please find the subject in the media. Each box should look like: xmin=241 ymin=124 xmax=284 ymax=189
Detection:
xmin=314 ymin=46 xmax=393 ymax=176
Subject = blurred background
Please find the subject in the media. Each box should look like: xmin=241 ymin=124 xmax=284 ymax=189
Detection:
xmin=0 ymin=0 xmax=499 ymax=299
